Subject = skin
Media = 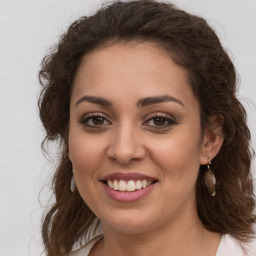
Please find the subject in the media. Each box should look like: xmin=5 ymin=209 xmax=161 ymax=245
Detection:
xmin=68 ymin=42 xmax=223 ymax=256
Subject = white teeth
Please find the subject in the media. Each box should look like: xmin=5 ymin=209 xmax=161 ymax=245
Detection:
xmin=106 ymin=179 xmax=153 ymax=191
xmin=119 ymin=180 xmax=127 ymax=191
xmin=127 ymin=180 xmax=136 ymax=192
xmin=113 ymin=180 xmax=119 ymax=190
xmin=135 ymin=180 xmax=142 ymax=190
xmin=142 ymin=180 xmax=147 ymax=188
xmin=107 ymin=180 xmax=113 ymax=188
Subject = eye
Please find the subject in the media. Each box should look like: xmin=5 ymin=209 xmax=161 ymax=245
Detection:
xmin=80 ymin=114 xmax=111 ymax=127
xmin=144 ymin=114 xmax=177 ymax=128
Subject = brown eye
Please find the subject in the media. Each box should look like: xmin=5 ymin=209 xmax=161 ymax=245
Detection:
xmin=153 ymin=117 xmax=166 ymax=126
xmin=92 ymin=116 xmax=105 ymax=125
xmin=80 ymin=114 xmax=111 ymax=127
xmin=144 ymin=114 xmax=177 ymax=128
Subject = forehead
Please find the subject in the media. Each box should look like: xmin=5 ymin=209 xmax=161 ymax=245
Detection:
xmin=71 ymin=42 xmax=198 ymax=109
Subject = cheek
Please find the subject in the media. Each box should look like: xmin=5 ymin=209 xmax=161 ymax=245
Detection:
xmin=68 ymin=135 xmax=105 ymax=208
xmin=150 ymin=138 xmax=201 ymax=211
xmin=69 ymin=134 xmax=104 ymax=175
xmin=149 ymin=130 xmax=202 ymax=179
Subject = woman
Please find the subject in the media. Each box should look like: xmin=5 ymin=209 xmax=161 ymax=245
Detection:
xmin=38 ymin=1 xmax=256 ymax=255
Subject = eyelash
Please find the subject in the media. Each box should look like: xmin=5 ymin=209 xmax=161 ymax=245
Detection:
xmin=143 ymin=113 xmax=177 ymax=128
xmin=79 ymin=113 xmax=112 ymax=127
xmin=79 ymin=112 xmax=177 ymax=129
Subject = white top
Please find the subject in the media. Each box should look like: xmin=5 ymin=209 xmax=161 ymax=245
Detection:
xmin=69 ymin=234 xmax=103 ymax=256
xmin=69 ymin=232 xmax=256 ymax=256
xmin=216 ymin=233 xmax=256 ymax=256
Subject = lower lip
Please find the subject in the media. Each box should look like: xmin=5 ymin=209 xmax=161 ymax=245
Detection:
xmin=102 ymin=182 xmax=156 ymax=202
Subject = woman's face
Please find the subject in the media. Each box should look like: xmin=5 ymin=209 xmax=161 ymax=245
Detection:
xmin=68 ymin=42 xmax=208 ymax=233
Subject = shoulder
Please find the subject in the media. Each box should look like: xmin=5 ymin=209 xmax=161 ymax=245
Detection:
xmin=216 ymin=224 xmax=256 ymax=256
xmin=68 ymin=234 xmax=103 ymax=256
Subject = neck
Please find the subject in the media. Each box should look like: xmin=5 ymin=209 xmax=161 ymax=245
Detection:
xmin=94 ymin=210 xmax=221 ymax=256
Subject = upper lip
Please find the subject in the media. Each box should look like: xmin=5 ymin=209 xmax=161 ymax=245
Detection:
xmin=100 ymin=172 xmax=158 ymax=182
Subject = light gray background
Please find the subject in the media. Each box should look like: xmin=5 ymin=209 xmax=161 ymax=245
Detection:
xmin=0 ymin=1 xmax=255 ymax=255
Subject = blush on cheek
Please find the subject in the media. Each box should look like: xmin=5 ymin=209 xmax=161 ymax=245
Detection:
xmin=70 ymin=142 xmax=103 ymax=174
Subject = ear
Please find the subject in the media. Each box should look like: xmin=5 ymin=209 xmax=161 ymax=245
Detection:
xmin=200 ymin=114 xmax=224 ymax=165
xmin=67 ymin=144 xmax=72 ymax=162
xmin=64 ymin=134 xmax=72 ymax=161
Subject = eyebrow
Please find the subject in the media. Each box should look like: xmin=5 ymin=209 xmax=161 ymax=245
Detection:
xmin=137 ymin=95 xmax=184 ymax=107
xmin=75 ymin=96 xmax=113 ymax=107
xmin=75 ymin=94 xmax=184 ymax=108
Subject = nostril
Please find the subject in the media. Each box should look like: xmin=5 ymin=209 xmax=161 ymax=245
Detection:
xmin=106 ymin=134 xmax=146 ymax=164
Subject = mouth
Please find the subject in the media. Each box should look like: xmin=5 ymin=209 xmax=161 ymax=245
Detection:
xmin=100 ymin=172 xmax=158 ymax=192
xmin=102 ymin=179 xmax=157 ymax=192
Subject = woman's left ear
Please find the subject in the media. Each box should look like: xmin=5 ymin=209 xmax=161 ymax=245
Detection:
xmin=200 ymin=114 xmax=224 ymax=164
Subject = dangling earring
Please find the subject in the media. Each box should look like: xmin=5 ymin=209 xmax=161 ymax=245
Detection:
xmin=70 ymin=172 xmax=76 ymax=192
xmin=204 ymin=160 xmax=216 ymax=196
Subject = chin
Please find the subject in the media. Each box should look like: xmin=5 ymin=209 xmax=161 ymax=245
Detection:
xmin=99 ymin=208 xmax=158 ymax=234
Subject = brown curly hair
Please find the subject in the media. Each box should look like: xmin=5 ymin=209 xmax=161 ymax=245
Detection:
xmin=38 ymin=0 xmax=255 ymax=255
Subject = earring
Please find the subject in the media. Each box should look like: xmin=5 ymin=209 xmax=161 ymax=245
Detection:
xmin=70 ymin=173 xmax=76 ymax=192
xmin=204 ymin=160 xmax=216 ymax=196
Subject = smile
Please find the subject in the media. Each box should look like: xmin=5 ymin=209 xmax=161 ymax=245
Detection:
xmin=106 ymin=179 xmax=154 ymax=192
xmin=100 ymin=172 xmax=158 ymax=202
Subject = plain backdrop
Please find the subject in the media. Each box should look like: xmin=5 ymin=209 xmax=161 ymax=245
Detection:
xmin=0 ymin=0 xmax=255 ymax=255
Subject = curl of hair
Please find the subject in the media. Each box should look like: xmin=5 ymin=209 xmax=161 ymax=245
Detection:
xmin=38 ymin=1 xmax=255 ymax=255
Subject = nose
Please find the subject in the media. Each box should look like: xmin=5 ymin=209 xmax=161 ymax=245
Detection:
xmin=106 ymin=122 xmax=146 ymax=165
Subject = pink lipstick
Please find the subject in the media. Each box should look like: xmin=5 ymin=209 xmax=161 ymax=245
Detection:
xmin=100 ymin=172 xmax=158 ymax=202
